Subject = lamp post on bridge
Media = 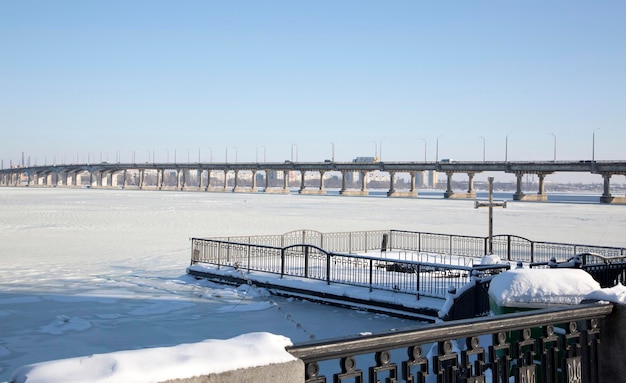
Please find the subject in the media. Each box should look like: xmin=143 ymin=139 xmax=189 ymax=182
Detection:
xmin=505 ymin=132 xmax=513 ymax=162
xmin=419 ymin=138 xmax=427 ymax=162
xmin=291 ymin=144 xmax=298 ymax=162
xmin=549 ymin=133 xmax=557 ymax=162
xmin=436 ymin=135 xmax=443 ymax=162
xmin=592 ymin=131 xmax=596 ymax=162
xmin=330 ymin=142 xmax=335 ymax=162
xmin=371 ymin=140 xmax=378 ymax=160
xmin=479 ymin=136 xmax=486 ymax=162
xmin=228 ymin=146 xmax=238 ymax=163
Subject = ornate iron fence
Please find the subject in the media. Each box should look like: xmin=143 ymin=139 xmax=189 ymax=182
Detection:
xmin=287 ymin=303 xmax=613 ymax=383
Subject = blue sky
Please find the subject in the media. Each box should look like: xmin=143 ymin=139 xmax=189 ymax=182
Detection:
xmin=1 ymin=1 xmax=625 ymax=169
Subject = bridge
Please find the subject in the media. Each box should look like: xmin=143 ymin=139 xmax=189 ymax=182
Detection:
xmin=1 ymin=160 xmax=626 ymax=203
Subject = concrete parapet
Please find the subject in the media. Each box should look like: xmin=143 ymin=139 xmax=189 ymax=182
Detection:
xmin=599 ymin=303 xmax=626 ymax=382
xmin=159 ymin=360 xmax=304 ymax=383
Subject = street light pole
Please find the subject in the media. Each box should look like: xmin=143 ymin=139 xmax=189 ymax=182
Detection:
xmin=420 ymin=138 xmax=427 ymax=162
xmin=592 ymin=130 xmax=596 ymax=161
xmin=371 ymin=140 xmax=378 ymax=160
xmin=479 ymin=136 xmax=486 ymax=161
xmin=330 ymin=142 xmax=335 ymax=162
xmin=436 ymin=135 xmax=443 ymax=162
xmin=291 ymin=144 xmax=298 ymax=162
xmin=549 ymin=133 xmax=557 ymax=161
xmin=231 ymin=146 xmax=238 ymax=163
xmin=505 ymin=132 xmax=513 ymax=162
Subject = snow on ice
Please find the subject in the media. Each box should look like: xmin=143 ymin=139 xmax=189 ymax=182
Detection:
xmin=1 ymin=188 xmax=625 ymax=382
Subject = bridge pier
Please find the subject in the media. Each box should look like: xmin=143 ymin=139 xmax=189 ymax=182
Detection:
xmin=513 ymin=172 xmax=550 ymax=201
xmin=443 ymin=172 xmax=476 ymax=199
xmin=263 ymin=170 xmax=290 ymax=193
xmin=340 ymin=170 xmax=368 ymax=196
xmin=600 ymin=173 xmax=626 ymax=204
xmin=387 ymin=171 xmax=417 ymax=197
xmin=299 ymin=170 xmax=326 ymax=195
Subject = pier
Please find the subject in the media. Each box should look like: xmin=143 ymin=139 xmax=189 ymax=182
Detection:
xmin=188 ymin=229 xmax=626 ymax=383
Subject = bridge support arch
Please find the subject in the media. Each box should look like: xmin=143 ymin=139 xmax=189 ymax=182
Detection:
xmin=442 ymin=172 xmax=477 ymax=199
xmin=512 ymin=172 xmax=551 ymax=201
xmin=299 ymin=170 xmax=327 ymax=195
xmin=339 ymin=170 xmax=368 ymax=196
xmin=599 ymin=173 xmax=626 ymax=204
xmin=387 ymin=171 xmax=418 ymax=197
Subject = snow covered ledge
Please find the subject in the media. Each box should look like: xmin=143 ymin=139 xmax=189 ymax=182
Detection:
xmin=10 ymin=332 xmax=304 ymax=383
xmin=586 ymin=286 xmax=626 ymax=382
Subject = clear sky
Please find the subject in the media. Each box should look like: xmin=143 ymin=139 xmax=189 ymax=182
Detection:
xmin=1 ymin=1 xmax=624 ymax=172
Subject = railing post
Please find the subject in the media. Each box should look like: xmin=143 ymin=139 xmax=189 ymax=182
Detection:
xmin=217 ymin=242 xmax=221 ymax=269
xmin=281 ymin=247 xmax=285 ymax=278
xmin=416 ymin=264 xmax=421 ymax=300
xmin=507 ymin=235 xmax=512 ymax=261
xmin=326 ymin=253 xmax=331 ymax=285
xmin=369 ymin=259 xmax=373 ymax=292
xmin=364 ymin=231 xmax=369 ymax=253
xmin=531 ymin=241 xmax=535 ymax=263
xmin=247 ymin=244 xmax=251 ymax=273
xmin=418 ymin=231 xmax=421 ymax=252
xmin=304 ymin=246 xmax=309 ymax=278
xmin=349 ymin=233 xmax=352 ymax=254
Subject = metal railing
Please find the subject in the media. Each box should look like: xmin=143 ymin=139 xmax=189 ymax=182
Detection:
xmin=190 ymin=239 xmax=509 ymax=299
xmin=201 ymin=229 xmax=626 ymax=263
xmin=287 ymin=302 xmax=613 ymax=383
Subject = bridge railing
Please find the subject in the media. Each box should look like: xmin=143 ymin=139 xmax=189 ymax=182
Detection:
xmin=190 ymin=238 xmax=509 ymax=299
xmin=286 ymin=302 xmax=614 ymax=383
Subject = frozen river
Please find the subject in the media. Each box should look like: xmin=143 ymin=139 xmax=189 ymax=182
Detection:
xmin=0 ymin=188 xmax=624 ymax=381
